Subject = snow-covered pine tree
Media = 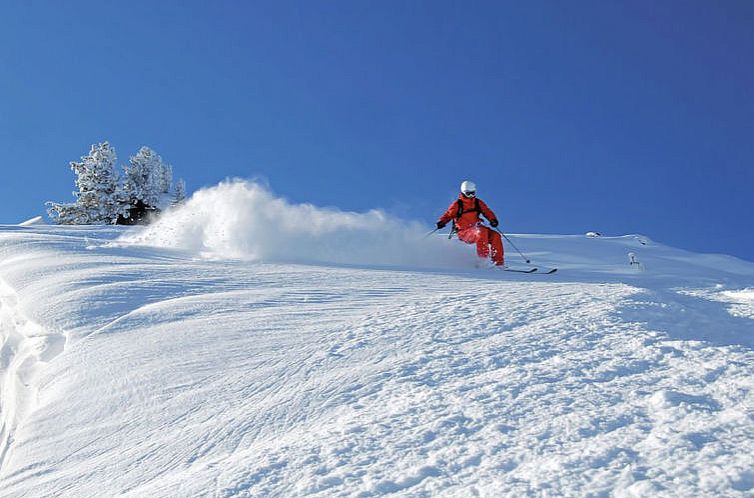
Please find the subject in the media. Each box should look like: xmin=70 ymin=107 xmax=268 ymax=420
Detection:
xmin=159 ymin=162 xmax=173 ymax=194
xmin=172 ymin=178 xmax=186 ymax=205
xmin=47 ymin=142 xmax=127 ymax=224
xmin=122 ymin=146 xmax=163 ymax=209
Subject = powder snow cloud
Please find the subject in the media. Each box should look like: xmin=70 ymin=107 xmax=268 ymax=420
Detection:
xmin=117 ymin=180 xmax=469 ymax=268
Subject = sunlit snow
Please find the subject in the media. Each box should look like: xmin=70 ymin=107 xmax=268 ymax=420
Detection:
xmin=1 ymin=182 xmax=753 ymax=497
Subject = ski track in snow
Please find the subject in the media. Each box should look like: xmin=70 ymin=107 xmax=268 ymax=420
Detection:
xmin=0 ymin=225 xmax=753 ymax=497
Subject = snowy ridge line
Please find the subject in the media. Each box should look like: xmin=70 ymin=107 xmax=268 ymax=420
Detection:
xmin=0 ymin=278 xmax=66 ymax=474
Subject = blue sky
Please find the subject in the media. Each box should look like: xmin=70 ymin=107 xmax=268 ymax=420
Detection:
xmin=1 ymin=1 xmax=752 ymax=261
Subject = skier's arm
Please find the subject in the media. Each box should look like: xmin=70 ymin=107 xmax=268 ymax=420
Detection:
xmin=436 ymin=202 xmax=459 ymax=228
xmin=479 ymin=200 xmax=499 ymax=227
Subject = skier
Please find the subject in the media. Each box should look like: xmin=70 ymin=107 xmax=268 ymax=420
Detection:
xmin=436 ymin=180 xmax=505 ymax=267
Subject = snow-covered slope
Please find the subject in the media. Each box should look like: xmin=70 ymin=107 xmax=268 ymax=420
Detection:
xmin=1 ymin=183 xmax=753 ymax=497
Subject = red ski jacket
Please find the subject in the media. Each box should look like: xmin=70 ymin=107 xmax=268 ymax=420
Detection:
xmin=438 ymin=195 xmax=498 ymax=231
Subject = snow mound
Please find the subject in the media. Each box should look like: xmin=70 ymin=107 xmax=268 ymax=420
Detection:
xmin=117 ymin=180 xmax=468 ymax=268
xmin=18 ymin=216 xmax=44 ymax=226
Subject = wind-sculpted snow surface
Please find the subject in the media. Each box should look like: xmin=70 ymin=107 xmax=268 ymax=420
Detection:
xmin=0 ymin=224 xmax=753 ymax=497
xmin=118 ymin=181 xmax=468 ymax=268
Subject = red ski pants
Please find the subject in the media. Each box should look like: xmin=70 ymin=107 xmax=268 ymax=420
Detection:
xmin=457 ymin=225 xmax=504 ymax=265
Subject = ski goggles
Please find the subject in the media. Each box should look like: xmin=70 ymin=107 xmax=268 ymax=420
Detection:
xmin=462 ymin=191 xmax=476 ymax=197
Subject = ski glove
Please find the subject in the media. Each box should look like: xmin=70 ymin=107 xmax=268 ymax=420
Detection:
xmin=436 ymin=221 xmax=446 ymax=229
xmin=490 ymin=219 xmax=499 ymax=228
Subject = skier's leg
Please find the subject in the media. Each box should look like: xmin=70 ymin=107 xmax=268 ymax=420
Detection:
xmin=457 ymin=227 xmax=477 ymax=244
xmin=475 ymin=227 xmax=490 ymax=259
xmin=458 ymin=227 xmax=488 ymax=258
xmin=489 ymin=229 xmax=504 ymax=266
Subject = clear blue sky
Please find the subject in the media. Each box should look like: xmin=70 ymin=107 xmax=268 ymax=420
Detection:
xmin=1 ymin=1 xmax=752 ymax=261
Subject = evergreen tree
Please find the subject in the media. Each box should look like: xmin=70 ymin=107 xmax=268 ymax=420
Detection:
xmin=172 ymin=178 xmax=186 ymax=205
xmin=122 ymin=146 xmax=162 ymax=209
xmin=47 ymin=142 xmax=127 ymax=224
xmin=159 ymin=162 xmax=173 ymax=194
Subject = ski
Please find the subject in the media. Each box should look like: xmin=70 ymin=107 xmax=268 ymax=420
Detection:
xmin=501 ymin=267 xmax=558 ymax=274
xmin=503 ymin=267 xmax=538 ymax=273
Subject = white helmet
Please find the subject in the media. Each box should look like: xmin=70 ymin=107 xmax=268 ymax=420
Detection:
xmin=460 ymin=180 xmax=477 ymax=197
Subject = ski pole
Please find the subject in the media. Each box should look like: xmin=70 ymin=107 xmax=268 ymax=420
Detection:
xmin=423 ymin=228 xmax=440 ymax=239
xmin=493 ymin=228 xmax=531 ymax=264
